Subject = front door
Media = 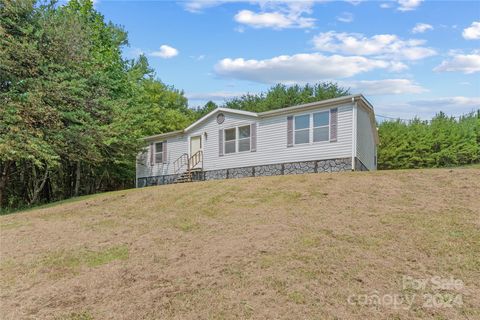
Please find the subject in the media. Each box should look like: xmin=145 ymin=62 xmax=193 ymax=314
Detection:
xmin=190 ymin=135 xmax=202 ymax=168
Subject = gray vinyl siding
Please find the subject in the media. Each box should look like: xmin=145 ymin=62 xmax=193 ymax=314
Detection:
xmin=136 ymin=103 xmax=354 ymax=178
xmin=136 ymin=134 xmax=187 ymax=178
xmin=356 ymin=106 xmax=376 ymax=170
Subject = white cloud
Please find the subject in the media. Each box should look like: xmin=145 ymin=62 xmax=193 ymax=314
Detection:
xmin=434 ymin=52 xmax=480 ymax=74
xmin=233 ymin=1 xmax=317 ymax=29
xmin=186 ymin=91 xmax=245 ymax=101
xmin=410 ymin=96 xmax=480 ymax=108
xmin=397 ymin=0 xmax=423 ymax=12
xmin=336 ymin=12 xmax=354 ymax=23
xmin=185 ymin=1 xmax=332 ymax=29
xmin=150 ymin=45 xmax=179 ymax=59
xmin=345 ymin=79 xmax=427 ymax=95
xmin=183 ymin=0 xmax=229 ymax=13
xmin=463 ymin=21 xmax=480 ymax=40
xmin=234 ymin=9 xmax=314 ymax=29
xmin=380 ymin=3 xmax=391 ymax=9
xmin=412 ymin=23 xmax=433 ymax=34
xmin=312 ymin=31 xmax=437 ymax=60
xmin=183 ymin=0 xmax=330 ymax=13
xmin=345 ymin=0 xmax=363 ymax=5
xmin=214 ymin=53 xmax=407 ymax=84
xmin=376 ymin=96 xmax=480 ymax=120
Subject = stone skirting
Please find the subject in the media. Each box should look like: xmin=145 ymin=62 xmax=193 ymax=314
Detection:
xmin=137 ymin=157 xmax=361 ymax=187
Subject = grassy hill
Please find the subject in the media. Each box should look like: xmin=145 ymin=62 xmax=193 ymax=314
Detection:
xmin=1 ymin=168 xmax=479 ymax=320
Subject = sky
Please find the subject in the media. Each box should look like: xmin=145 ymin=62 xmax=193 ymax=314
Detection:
xmin=92 ymin=0 xmax=479 ymax=119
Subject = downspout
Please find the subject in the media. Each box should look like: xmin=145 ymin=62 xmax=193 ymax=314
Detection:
xmin=351 ymin=97 xmax=357 ymax=171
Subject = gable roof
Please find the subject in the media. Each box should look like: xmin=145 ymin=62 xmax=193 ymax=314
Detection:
xmin=143 ymin=94 xmax=379 ymax=144
xmin=184 ymin=108 xmax=258 ymax=132
xmin=143 ymin=108 xmax=257 ymax=142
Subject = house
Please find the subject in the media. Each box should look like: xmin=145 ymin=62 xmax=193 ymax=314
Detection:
xmin=136 ymin=94 xmax=379 ymax=187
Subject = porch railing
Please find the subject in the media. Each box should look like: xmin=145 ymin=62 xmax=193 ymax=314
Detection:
xmin=174 ymin=153 xmax=189 ymax=174
xmin=190 ymin=150 xmax=203 ymax=170
xmin=173 ymin=150 xmax=203 ymax=174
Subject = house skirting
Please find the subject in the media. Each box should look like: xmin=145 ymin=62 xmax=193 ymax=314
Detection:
xmin=137 ymin=157 xmax=367 ymax=188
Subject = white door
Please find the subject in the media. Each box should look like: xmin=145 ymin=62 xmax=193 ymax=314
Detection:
xmin=190 ymin=135 xmax=202 ymax=168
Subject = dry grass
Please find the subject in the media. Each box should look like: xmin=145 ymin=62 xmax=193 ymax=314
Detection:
xmin=1 ymin=168 xmax=479 ymax=319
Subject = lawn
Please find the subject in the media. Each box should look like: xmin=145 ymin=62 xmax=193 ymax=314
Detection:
xmin=1 ymin=168 xmax=479 ymax=319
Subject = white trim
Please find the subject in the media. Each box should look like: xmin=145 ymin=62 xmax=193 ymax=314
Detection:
xmin=141 ymin=95 xmax=379 ymax=146
xmin=352 ymin=102 xmax=357 ymax=171
xmin=237 ymin=125 xmax=251 ymax=153
xmin=223 ymin=124 xmax=252 ymax=155
xmin=312 ymin=110 xmax=330 ymax=143
xmin=258 ymin=94 xmax=370 ymax=117
xmin=224 ymin=127 xmax=237 ymax=155
xmin=293 ymin=113 xmax=310 ymax=145
xmin=293 ymin=111 xmax=332 ymax=146
xmin=154 ymin=141 xmax=163 ymax=164
xmin=189 ymin=134 xmax=203 ymax=157
xmin=184 ymin=107 xmax=258 ymax=132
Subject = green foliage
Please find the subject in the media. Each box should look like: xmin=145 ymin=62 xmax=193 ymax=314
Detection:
xmin=1 ymin=0 xmax=477 ymax=211
xmin=0 ymin=0 xmax=194 ymax=209
xmin=225 ymin=83 xmax=350 ymax=112
xmin=378 ymin=111 xmax=480 ymax=169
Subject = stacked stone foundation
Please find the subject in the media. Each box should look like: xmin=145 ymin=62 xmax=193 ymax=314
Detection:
xmin=137 ymin=157 xmax=362 ymax=187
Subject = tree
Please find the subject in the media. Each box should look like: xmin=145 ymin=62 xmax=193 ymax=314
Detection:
xmin=377 ymin=112 xmax=480 ymax=170
xmin=0 ymin=0 xmax=199 ymax=209
xmin=225 ymin=82 xmax=350 ymax=112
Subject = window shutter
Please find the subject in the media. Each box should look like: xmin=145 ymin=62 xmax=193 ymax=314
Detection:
xmin=218 ymin=129 xmax=224 ymax=156
xmin=287 ymin=116 xmax=293 ymax=147
xmin=149 ymin=142 xmax=154 ymax=166
xmin=162 ymin=140 xmax=167 ymax=163
xmin=251 ymin=123 xmax=257 ymax=152
xmin=330 ymin=108 xmax=338 ymax=142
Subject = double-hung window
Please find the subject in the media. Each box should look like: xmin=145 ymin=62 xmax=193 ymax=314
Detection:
xmin=313 ymin=111 xmax=330 ymax=142
xmin=225 ymin=128 xmax=236 ymax=154
xmin=294 ymin=114 xmax=310 ymax=144
xmin=224 ymin=125 xmax=251 ymax=154
xmin=293 ymin=111 xmax=331 ymax=145
xmin=238 ymin=125 xmax=251 ymax=152
xmin=155 ymin=142 xmax=163 ymax=163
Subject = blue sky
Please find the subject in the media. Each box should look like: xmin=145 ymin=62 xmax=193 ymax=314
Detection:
xmin=93 ymin=0 xmax=479 ymax=119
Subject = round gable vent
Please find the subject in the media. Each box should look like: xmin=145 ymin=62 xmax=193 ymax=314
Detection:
xmin=216 ymin=113 xmax=225 ymax=124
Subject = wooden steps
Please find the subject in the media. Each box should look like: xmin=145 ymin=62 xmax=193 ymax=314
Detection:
xmin=173 ymin=151 xmax=204 ymax=184
xmin=174 ymin=168 xmax=202 ymax=184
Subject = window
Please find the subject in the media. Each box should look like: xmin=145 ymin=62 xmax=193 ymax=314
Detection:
xmin=238 ymin=125 xmax=251 ymax=152
xmin=155 ymin=142 xmax=163 ymax=163
xmin=224 ymin=125 xmax=251 ymax=154
xmin=313 ymin=111 xmax=329 ymax=142
xmin=137 ymin=148 xmax=148 ymax=166
xmin=224 ymin=128 xmax=236 ymax=154
xmin=294 ymin=114 xmax=310 ymax=144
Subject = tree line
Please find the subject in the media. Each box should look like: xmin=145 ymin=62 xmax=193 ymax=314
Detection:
xmin=0 ymin=0 xmax=198 ymax=209
xmin=1 ymin=0 xmax=479 ymax=211
xmin=378 ymin=112 xmax=480 ymax=169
